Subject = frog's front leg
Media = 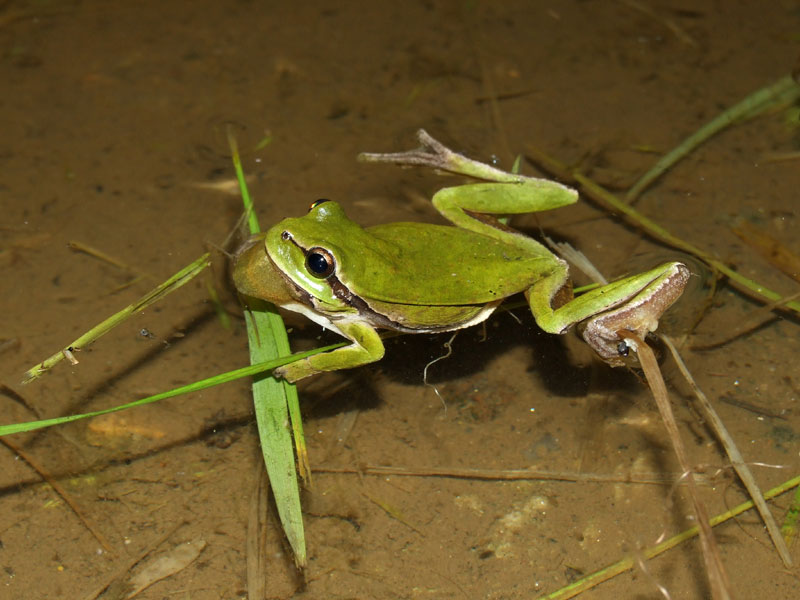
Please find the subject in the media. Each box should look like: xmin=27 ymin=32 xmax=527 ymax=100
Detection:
xmin=276 ymin=320 xmax=385 ymax=382
xmin=528 ymin=262 xmax=690 ymax=366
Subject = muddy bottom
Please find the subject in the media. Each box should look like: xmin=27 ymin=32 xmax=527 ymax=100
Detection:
xmin=1 ymin=1 xmax=799 ymax=598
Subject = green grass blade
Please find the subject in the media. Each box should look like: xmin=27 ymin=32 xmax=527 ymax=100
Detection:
xmin=780 ymin=484 xmax=800 ymax=546
xmin=23 ymin=253 xmax=211 ymax=383
xmin=1 ymin=344 xmax=340 ymax=438
xmin=626 ymin=74 xmax=800 ymax=202
xmin=542 ymin=474 xmax=800 ymax=599
xmin=244 ymin=301 xmax=307 ymax=567
xmin=229 ymin=128 xmax=308 ymax=566
xmin=228 ymin=128 xmax=261 ymax=236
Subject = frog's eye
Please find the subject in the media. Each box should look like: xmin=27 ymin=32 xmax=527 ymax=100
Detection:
xmin=305 ymin=247 xmax=335 ymax=278
xmin=617 ymin=340 xmax=630 ymax=357
xmin=308 ymin=199 xmax=330 ymax=211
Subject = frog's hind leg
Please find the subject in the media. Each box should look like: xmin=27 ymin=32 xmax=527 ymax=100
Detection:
xmin=527 ymin=262 xmax=690 ymax=365
xmin=430 ymin=181 xmax=577 ymax=244
xmin=524 ymin=264 xmax=574 ymax=336
xmin=359 ymin=129 xmax=578 ymax=244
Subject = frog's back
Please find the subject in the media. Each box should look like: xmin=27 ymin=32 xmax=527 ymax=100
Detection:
xmin=352 ymin=222 xmax=555 ymax=305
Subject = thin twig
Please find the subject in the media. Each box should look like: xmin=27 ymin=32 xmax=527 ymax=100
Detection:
xmin=67 ymin=240 xmax=139 ymax=272
xmin=247 ymin=467 xmax=269 ymax=600
xmin=314 ymin=464 xmax=706 ymax=486
xmin=718 ymin=396 xmax=788 ymax=421
xmin=691 ymin=290 xmax=800 ymax=351
xmin=619 ymin=0 xmax=697 ymax=46
xmin=0 ymin=437 xmax=114 ymax=553
xmin=661 ymin=334 xmax=792 ymax=567
xmin=82 ymin=521 xmax=185 ymax=600
xmin=542 ymin=475 xmax=800 ymax=599
xmin=621 ymin=331 xmax=732 ymax=600
xmin=731 ymin=221 xmax=800 ymax=284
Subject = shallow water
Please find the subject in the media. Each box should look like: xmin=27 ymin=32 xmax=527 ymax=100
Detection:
xmin=1 ymin=1 xmax=799 ymax=598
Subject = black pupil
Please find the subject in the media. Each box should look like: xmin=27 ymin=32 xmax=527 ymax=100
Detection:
xmin=617 ymin=341 xmax=629 ymax=356
xmin=307 ymin=252 xmax=330 ymax=275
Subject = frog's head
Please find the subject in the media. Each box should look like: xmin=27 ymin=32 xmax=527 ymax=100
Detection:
xmin=235 ymin=199 xmax=399 ymax=319
xmin=262 ymin=199 xmax=370 ymax=313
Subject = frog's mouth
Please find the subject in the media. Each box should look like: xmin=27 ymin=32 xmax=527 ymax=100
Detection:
xmin=232 ymin=236 xmax=308 ymax=308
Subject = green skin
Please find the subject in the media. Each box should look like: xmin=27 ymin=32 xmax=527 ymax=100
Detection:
xmin=234 ymin=130 xmax=689 ymax=383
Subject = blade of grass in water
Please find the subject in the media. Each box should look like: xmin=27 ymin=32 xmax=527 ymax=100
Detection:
xmin=229 ymin=129 xmax=308 ymax=567
xmin=243 ymin=302 xmax=307 ymax=567
xmin=12 ymin=130 xmax=310 ymax=566
xmin=542 ymin=474 xmax=800 ymax=599
xmin=626 ymin=74 xmax=800 ymax=202
xmin=1 ymin=345 xmax=340 ymax=437
xmin=23 ymin=253 xmax=211 ymax=383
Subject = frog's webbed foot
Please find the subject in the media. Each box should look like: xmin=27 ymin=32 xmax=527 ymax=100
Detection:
xmin=583 ymin=263 xmax=691 ymax=366
xmin=358 ymin=129 xmax=529 ymax=185
xmin=358 ymin=129 xmax=453 ymax=170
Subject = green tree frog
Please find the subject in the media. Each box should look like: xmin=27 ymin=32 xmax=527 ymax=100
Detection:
xmin=234 ymin=130 xmax=689 ymax=383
